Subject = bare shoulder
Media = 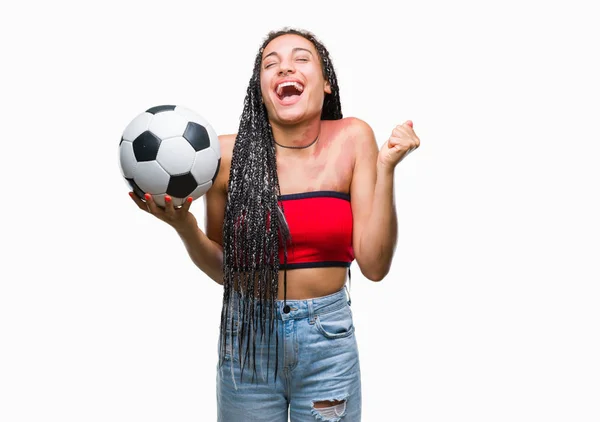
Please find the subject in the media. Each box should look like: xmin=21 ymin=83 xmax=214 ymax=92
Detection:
xmin=329 ymin=117 xmax=376 ymax=145
xmin=329 ymin=117 xmax=377 ymax=159
xmin=218 ymin=133 xmax=236 ymax=162
xmin=342 ymin=116 xmax=374 ymax=132
xmin=213 ymin=133 xmax=237 ymax=191
xmin=348 ymin=117 xmax=376 ymax=140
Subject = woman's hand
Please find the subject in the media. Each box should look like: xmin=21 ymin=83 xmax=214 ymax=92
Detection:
xmin=129 ymin=192 xmax=198 ymax=234
xmin=378 ymin=120 xmax=420 ymax=171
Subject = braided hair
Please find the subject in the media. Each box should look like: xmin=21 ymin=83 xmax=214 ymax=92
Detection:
xmin=219 ymin=28 xmax=343 ymax=383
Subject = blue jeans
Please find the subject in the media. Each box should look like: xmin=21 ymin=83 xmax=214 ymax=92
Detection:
xmin=216 ymin=287 xmax=361 ymax=421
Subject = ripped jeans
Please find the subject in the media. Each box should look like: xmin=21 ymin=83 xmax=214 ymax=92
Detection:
xmin=216 ymin=287 xmax=362 ymax=421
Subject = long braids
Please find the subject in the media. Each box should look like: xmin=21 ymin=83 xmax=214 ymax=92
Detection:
xmin=219 ymin=28 xmax=343 ymax=383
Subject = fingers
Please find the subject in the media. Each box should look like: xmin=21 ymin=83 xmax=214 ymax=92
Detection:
xmin=144 ymin=193 xmax=161 ymax=214
xmin=388 ymin=136 xmax=420 ymax=150
xmin=129 ymin=192 xmax=149 ymax=211
xmin=129 ymin=192 xmax=194 ymax=223
xmin=163 ymin=195 xmax=175 ymax=218
xmin=392 ymin=122 xmax=416 ymax=136
xmin=390 ymin=120 xmax=420 ymax=148
xmin=181 ymin=196 xmax=193 ymax=213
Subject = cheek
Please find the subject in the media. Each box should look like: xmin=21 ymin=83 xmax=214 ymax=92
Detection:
xmin=308 ymin=72 xmax=329 ymax=96
xmin=310 ymin=85 xmax=327 ymax=103
xmin=259 ymin=75 xmax=270 ymax=98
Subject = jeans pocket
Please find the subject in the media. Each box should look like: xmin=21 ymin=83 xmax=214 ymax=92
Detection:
xmin=315 ymin=305 xmax=355 ymax=339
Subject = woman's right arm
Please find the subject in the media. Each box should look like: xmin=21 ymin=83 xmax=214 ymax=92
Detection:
xmin=129 ymin=134 xmax=235 ymax=285
xmin=176 ymin=188 xmax=226 ymax=284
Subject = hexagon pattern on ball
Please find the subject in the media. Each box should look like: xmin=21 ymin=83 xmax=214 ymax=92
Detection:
xmin=118 ymin=105 xmax=221 ymax=207
xmin=133 ymin=131 xmax=162 ymax=162
xmin=148 ymin=110 xmax=188 ymax=141
xmin=156 ymin=136 xmax=196 ymax=175
xmin=191 ymin=148 xmax=220 ymax=186
xmin=122 ymin=112 xmax=153 ymax=142
xmin=184 ymin=122 xmax=211 ymax=151
xmin=134 ymin=161 xmax=170 ymax=195
xmin=174 ymin=106 xmax=220 ymax=154
xmin=167 ymin=173 xmax=198 ymax=198
xmin=119 ymin=141 xmax=137 ymax=179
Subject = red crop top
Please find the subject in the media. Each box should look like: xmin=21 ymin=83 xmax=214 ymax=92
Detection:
xmin=278 ymin=191 xmax=355 ymax=270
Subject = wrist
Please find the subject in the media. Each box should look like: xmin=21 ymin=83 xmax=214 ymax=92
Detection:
xmin=376 ymin=160 xmax=395 ymax=177
xmin=174 ymin=220 xmax=198 ymax=237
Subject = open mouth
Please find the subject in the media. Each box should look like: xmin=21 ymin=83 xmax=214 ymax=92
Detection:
xmin=275 ymin=81 xmax=304 ymax=102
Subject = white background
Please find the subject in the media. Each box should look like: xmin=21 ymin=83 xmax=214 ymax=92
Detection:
xmin=1 ymin=0 xmax=599 ymax=420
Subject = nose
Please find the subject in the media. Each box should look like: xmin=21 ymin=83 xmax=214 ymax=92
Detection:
xmin=278 ymin=60 xmax=295 ymax=76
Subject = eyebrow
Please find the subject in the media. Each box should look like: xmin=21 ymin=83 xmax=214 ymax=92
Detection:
xmin=263 ymin=47 xmax=314 ymax=61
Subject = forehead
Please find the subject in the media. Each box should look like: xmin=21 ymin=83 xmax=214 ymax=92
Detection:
xmin=262 ymin=34 xmax=317 ymax=58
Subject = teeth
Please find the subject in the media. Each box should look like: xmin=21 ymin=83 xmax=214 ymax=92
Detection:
xmin=276 ymin=81 xmax=304 ymax=96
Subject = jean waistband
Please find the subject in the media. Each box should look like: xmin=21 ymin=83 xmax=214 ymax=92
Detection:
xmin=230 ymin=287 xmax=350 ymax=322
xmin=278 ymin=287 xmax=350 ymax=321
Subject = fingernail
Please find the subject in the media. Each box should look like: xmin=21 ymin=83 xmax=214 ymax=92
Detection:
xmin=144 ymin=193 xmax=151 ymax=200
xmin=128 ymin=192 xmax=134 ymax=198
xmin=165 ymin=195 xmax=172 ymax=203
xmin=187 ymin=197 xmax=193 ymax=203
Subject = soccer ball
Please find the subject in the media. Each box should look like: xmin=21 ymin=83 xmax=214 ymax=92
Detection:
xmin=118 ymin=105 xmax=221 ymax=207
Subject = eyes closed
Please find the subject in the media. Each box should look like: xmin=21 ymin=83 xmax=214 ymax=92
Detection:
xmin=264 ymin=56 xmax=311 ymax=70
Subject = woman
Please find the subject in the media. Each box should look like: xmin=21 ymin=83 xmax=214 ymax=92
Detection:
xmin=130 ymin=27 xmax=419 ymax=421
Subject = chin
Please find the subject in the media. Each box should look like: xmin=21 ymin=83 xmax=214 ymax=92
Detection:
xmin=274 ymin=108 xmax=306 ymax=124
xmin=270 ymin=102 xmax=322 ymax=126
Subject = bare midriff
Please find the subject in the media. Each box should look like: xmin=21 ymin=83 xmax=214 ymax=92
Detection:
xmin=231 ymin=266 xmax=348 ymax=300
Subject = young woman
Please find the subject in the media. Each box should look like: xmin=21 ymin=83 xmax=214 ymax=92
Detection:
xmin=130 ymin=27 xmax=419 ymax=421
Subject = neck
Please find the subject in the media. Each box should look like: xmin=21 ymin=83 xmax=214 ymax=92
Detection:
xmin=270 ymin=119 xmax=321 ymax=150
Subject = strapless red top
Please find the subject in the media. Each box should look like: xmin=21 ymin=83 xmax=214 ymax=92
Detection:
xmin=278 ymin=191 xmax=355 ymax=270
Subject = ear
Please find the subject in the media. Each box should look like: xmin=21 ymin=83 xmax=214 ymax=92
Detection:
xmin=324 ymin=80 xmax=332 ymax=94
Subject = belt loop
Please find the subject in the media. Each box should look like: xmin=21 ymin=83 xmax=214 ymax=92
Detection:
xmin=308 ymin=299 xmax=316 ymax=324
xmin=345 ymin=268 xmax=352 ymax=306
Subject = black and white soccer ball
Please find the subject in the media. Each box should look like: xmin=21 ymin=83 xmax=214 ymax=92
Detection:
xmin=119 ymin=105 xmax=221 ymax=207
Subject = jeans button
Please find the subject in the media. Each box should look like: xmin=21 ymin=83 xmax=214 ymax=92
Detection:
xmin=283 ymin=305 xmax=291 ymax=314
